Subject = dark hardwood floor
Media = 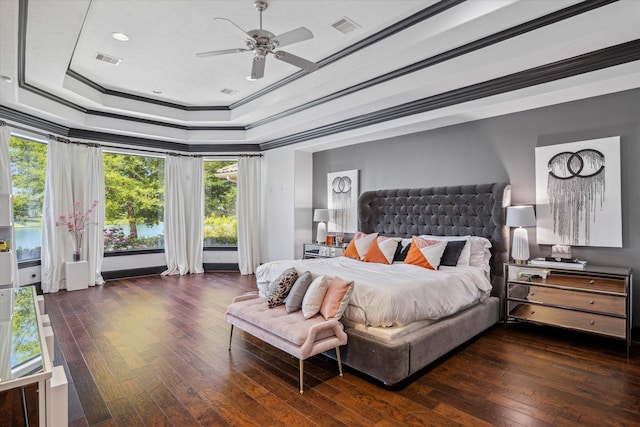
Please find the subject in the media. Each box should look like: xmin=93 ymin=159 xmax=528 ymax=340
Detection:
xmin=43 ymin=273 xmax=640 ymax=426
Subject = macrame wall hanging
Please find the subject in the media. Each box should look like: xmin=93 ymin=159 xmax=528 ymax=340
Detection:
xmin=546 ymin=148 xmax=605 ymax=245
xmin=331 ymin=175 xmax=352 ymax=237
xmin=327 ymin=170 xmax=358 ymax=236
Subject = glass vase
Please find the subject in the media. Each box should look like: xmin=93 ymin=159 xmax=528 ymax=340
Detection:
xmin=73 ymin=249 xmax=81 ymax=262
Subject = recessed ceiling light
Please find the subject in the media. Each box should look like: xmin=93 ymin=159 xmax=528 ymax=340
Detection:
xmin=152 ymin=90 xmax=162 ymax=94
xmin=1 ymin=75 xmax=12 ymax=82
xmin=112 ymin=32 xmax=129 ymax=41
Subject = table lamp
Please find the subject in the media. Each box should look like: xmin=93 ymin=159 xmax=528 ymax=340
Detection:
xmin=506 ymin=205 xmax=536 ymax=264
xmin=313 ymin=209 xmax=329 ymax=244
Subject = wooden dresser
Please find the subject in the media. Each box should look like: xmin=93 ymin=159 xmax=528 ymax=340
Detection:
xmin=504 ymin=263 xmax=632 ymax=356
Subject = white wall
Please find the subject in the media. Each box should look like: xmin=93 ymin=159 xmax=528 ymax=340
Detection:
xmin=262 ymin=147 xmax=313 ymax=262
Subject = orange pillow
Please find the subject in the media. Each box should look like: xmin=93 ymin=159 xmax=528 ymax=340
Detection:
xmin=320 ymin=276 xmax=354 ymax=320
xmin=404 ymin=237 xmax=447 ymax=270
xmin=363 ymin=236 xmax=400 ymax=264
xmin=343 ymin=232 xmax=378 ymax=260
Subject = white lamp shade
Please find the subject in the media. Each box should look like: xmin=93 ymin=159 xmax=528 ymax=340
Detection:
xmin=313 ymin=209 xmax=330 ymax=222
xmin=506 ymin=206 xmax=536 ymax=227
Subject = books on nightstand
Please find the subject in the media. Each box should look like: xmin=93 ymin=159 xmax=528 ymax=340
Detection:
xmin=529 ymin=257 xmax=587 ymax=270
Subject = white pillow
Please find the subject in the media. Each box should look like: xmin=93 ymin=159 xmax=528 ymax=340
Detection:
xmin=468 ymin=236 xmax=492 ymax=272
xmin=301 ymin=275 xmax=328 ymax=319
xmin=419 ymin=235 xmax=471 ymax=266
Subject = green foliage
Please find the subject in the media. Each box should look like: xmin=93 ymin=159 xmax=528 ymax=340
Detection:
xmin=103 ymin=226 xmax=164 ymax=251
xmin=11 ymin=288 xmax=42 ymax=365
xmin=204 ymin=161 xmax=237 ymax=217
xmin=103 ymin=153 xmax=164 ymax=237
xmin=9 ymin=137 xmax=46 ymax=223
xmin=204 ymin=214 xmax=237 ymax=245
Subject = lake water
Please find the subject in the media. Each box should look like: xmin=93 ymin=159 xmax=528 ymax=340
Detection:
xmin=14 ymin=223 xmax=164 ymax=249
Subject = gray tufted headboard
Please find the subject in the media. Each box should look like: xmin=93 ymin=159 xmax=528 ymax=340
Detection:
xmin=357 ymin=183 xmax=511 ymax=296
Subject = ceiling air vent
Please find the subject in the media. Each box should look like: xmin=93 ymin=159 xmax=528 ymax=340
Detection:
xmin=95 ymin=52 xmax=122 ymax=65
xmin=220 ymin=88 xmax=240 ymax=95
xmin=331 ymin=16 xmax=360 ymax=34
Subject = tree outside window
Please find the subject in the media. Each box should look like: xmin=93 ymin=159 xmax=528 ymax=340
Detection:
xmin=9 ymin=136 xmax=46 ymax=261
xmin=204 ymin=160 xmax=237 ymax=246
xmin=103 ymin=152 xmax=164 ymax=252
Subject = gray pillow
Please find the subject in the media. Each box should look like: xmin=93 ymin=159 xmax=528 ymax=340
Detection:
xmin=285 ymin=271 xmax=313 ymax=313
xmin=267 ymin=268 xmax=298 ymax=308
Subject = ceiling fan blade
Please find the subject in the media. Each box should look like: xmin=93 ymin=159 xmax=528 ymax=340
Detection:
xmin=196 ymin=48 xmax=250 ymax=58
xmin=214 ymin=17 xmax=252 ymax=39
xmin=274 ymin=50 xmax=319 ymax=73
xmin=272 ymin=27 xmax=314 ymax=48
xmin=250 ymin=56 xmax=266 ymax=80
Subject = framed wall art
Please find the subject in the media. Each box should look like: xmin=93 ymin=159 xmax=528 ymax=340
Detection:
xmin=327 ymin=169 xmax=358 ymax=235
xmin=535 ymin=136 xmax=622 ymax=247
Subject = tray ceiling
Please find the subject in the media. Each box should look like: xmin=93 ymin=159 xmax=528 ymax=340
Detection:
xmin=1 ymin=0 xmax=640 ymax=153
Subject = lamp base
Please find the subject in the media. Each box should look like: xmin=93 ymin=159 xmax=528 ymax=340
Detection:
xmin=316 ymin=222 xmax=327 ymax=244
xmin=511 ymin=227 xmax=530 ymax=264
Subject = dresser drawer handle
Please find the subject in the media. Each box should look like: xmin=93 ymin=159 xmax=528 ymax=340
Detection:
xmin=589 ymin=320 xmax=595 ymax=325
xmin=589 ymin=280 xmax=595 ymax=285
xmin=589 ymin=300 xmax=595 ymax=304
xmin=530 ymin=292 xmax=535 ymax=296
xmin=529 ymin=310 xmax=535 ymax=315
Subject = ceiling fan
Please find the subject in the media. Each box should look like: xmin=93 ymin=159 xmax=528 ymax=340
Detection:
xmin=196 ymin=0 xmax=319 ymax=80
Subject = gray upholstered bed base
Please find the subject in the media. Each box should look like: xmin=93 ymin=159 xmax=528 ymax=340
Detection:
xmin=330 ymin=298 xmax=500 ymax=386
xmin=325 ymin=183 xmax=510 ymax=386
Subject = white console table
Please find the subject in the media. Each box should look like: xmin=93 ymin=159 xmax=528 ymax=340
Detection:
xmin=65 ymin=260 xmax=89 ymax=291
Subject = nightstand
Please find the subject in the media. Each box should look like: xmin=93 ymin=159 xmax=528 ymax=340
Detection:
xmin=303 ymin=243 xmax=344 ymax=259
xmin=504 ymin=263 xmax=632 ymax=357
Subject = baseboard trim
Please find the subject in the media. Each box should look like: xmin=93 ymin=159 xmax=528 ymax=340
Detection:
xmin=204 ymin=263 xmax=239 ymax=271
xmin=102 ymin=266 xmax=167 ymax=280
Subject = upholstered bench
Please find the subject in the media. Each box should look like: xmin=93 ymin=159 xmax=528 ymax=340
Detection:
xmin=225 ymin=293 xmax=348 ymax=394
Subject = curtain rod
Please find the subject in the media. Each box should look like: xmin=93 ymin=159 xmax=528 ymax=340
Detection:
xmin=1 ymin=119 xmax=261 ymax=158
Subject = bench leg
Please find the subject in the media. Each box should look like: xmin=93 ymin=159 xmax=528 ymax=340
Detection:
xmin=299 ymin=359 xmax=304 ymax=395
xmin=228 ymin=325 xmax=233 ymax=351
xmin=336 ymin=346 xmax=343 ymax=377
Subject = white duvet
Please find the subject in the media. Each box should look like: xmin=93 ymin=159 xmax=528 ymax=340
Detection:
xmin=256 ymin=257 xmax=492 ymax=327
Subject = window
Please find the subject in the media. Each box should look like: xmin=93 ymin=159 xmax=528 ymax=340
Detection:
xmin=103 ymin=152 xmax=164 ymax=252
xmin=9 ymin=136 xmax=46 ymax=262
xmin=203 ymin=160 xmax=237 ymax=246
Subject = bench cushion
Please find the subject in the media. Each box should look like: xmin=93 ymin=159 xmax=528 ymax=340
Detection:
xmin=226 ymin=296 xmax=336 ymax=346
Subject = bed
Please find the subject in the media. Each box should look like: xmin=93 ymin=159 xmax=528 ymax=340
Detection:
xmin=257 ymin=182 xmax=511 ymax=386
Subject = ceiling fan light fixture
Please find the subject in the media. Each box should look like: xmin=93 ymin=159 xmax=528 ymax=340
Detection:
xmin=197 ymin=0 xmax=318 ymax=79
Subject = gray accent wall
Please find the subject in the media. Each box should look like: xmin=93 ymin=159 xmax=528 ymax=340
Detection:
xmin=313 ymin=88 xmax=640 ymax=326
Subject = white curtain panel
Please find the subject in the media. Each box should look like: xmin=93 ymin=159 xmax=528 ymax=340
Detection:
xmin=42 ymin=140 xmax=73 ymax=293
xmin=42 ymin=141 xmax=105 ymax=293
xmin=162 ymin=156 xmax=204 ymax=275
xmin=237 ymin=156 xmax=261 ymax=275
xmin=72 ymin=144 xmax=105 ymax=286
xmin=0 ymin=125 xmax=19 ymax=287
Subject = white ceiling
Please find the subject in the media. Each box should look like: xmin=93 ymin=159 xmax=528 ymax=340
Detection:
xmin=1 ymin=0 xmax=640 ymax=153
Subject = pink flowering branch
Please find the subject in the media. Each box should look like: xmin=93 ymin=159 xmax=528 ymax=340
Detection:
xmin=56 ymin=200 xmax=99 ymax=253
